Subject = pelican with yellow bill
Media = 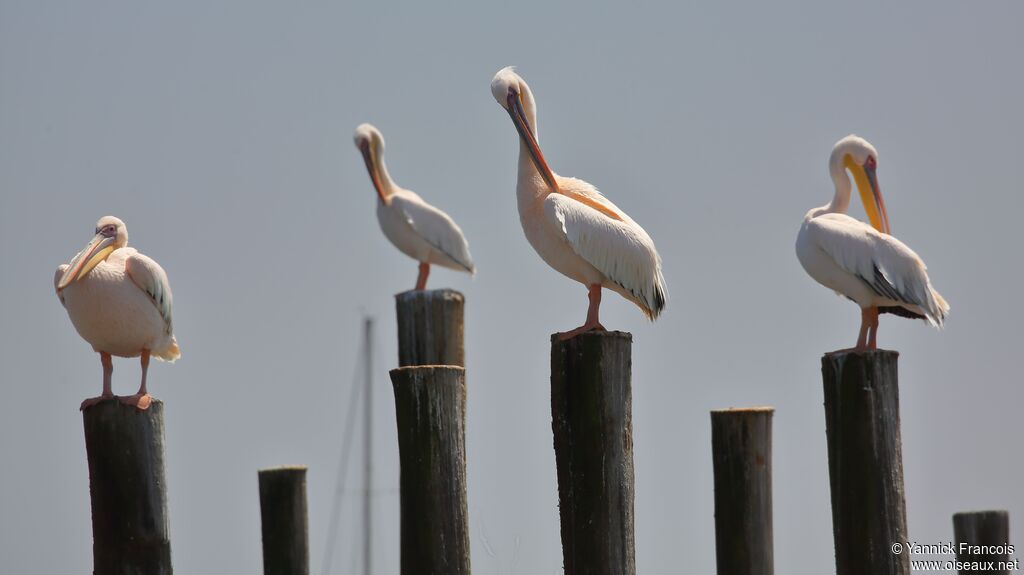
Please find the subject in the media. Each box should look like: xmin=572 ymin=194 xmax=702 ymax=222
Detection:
xmin=55 ymin=216 xmax=180 ymax=410
xmin=796 ymin=135 xmax=948 ymax=350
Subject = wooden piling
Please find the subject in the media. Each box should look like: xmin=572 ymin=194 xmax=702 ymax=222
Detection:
xmin=83 ymin=399 xmax=172 ymax=575
xmin=258 ymin=466 xmax=310 ymax=575
xmin=395 ymin=289 xmax=464 ymax=367
xmin=550 ymin=331 xmax=635 ymax=575
xmin=710 ymin=407 xmax=774 ymax=575
xmin=953 ymin=510 xmax=1011 ymax=574
xmin=390 ymin=366 xmax=470 ymax=575
xmin=822 ymin=349 xmax=909 ymax=575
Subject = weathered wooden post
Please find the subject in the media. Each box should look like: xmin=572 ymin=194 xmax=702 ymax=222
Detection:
xmin=395 ymin=289 xmax=464 ymax=367
xmin=550 ymin=331 xmax=635 ymax=575
xmin=390 ymin=366 xmax=470 ymax=574
xmin=822 ymin=349 xmax=909 ymax=575
xmin=953 ymin=511 xmax=1012 ymax=574
xmin=392 ymin=288 xmax=470 ymax=573
xmin=83 ymin=399 xmax=173 ymax=575
xmin=258 ymin=466 xmax=310 ymax=575
xmin=710 ymin=407 xmax=774 ymax=575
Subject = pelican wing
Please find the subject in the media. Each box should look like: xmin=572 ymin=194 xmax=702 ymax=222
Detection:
xmin=544 ymin=179 xmax=667 ymax=319
xmin=124 ymin=250 xmax=175 ymax=334
xmin=806 ymin=213 xmax=948 ymax=326
xmin=54 ymin=264 xmax=69 ymax=307
xmin=392 ymin=193 xmax=475 ymax=273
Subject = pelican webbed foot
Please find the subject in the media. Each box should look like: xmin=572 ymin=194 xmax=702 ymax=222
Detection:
xmin=119 ymin=393 xmax=153 ymax=411
xmin=80 ymin=394 xmax=116 ymax=411
xmin=557 ymin=321 xmax=607 ymax=341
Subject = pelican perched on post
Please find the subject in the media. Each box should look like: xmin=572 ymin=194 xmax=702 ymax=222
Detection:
xmin=354 ymin=123 xmax=475 ymax=290
xmin=796 ymin=135 xmax=949 ymax=350
xmin=55 ymin=216 xmax=180 ymax=410
xmin=489 ymin=67 xmax=667 ymax=339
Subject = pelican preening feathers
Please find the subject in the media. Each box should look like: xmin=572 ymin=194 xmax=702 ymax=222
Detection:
xmin=796 ymin=135 xmax=949 ymax=350
xmin=354 ymin=123 xmax=475 ymax=290
xmin=55 ymin=216 xmax=180 ymax=410
xmin=490 ymin=67 xmax=668 ymax=339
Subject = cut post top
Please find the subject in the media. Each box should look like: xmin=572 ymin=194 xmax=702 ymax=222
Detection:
xmin=258 ymin=465 xmax=308 ymax=475
xmin=954 ymin=510 xmax=1009 ymax=520
xmin=823 ymin=348 xmax=900 ymax=360
xmin=82 ymin=397 xmax=164 ymax=414
xmin=395 ymin=288 xmax=465 ymax=303
xmin=711 ymin=406 xmax=775 ymax=415
xmin=550 ymin=330 xmax=632 ymax=344
xmin=390 ymin=365 xmax=466 ymax=376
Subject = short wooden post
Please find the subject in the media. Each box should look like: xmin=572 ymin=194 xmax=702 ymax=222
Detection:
xmin=258 ymin=466 xmax=310 ymax=575
xmin=395 ymin=289 xmax=465 ymax=367
xmin=83 ymin=399 xmax=173 ymax=575
xmin=710 ymin=407 xmax=774 ymax=575
xmin=953 ymin=511 xmax=1012 ymax=574
xmin=822 ymin=350 xmax=909 ymax=575
xmin=390 ymin=366 xmax=470 ymax=574
xmin=550 ymin=331 xmax=635 ymax=575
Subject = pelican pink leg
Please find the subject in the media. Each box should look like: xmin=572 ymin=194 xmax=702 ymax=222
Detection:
xmin=415 ymin=262 xmax=430 ymax=291
xmin=119 ymin=350 xmax=153 ymax=411
xmin=855 ymin=306 xmax=880 ymax=351
xmin=80 ymin=352 xmax=115 ymax=411
xmin=558 ymin=284 xmax=607 ymax=340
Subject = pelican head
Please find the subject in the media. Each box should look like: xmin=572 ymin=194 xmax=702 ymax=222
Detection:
xmin=354 ymin=123 xmax=390 ymax=204
xmin=831 ymin=135 xmax=890 ymax=234
xmin=490 ymin=67 xmax=558 ymax=192
xmin=57 ymin=216 xmax=128 ymax=290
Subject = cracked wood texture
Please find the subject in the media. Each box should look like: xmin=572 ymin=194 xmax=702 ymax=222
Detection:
xmin=711 ymin=407 xmax=775 ymax=575
xmin=822 ymin=349 xmax=909 ymax=575
xmin=395 ymin=289 xmax=464 ymax=367
xmin=258 ymin=466 xmax=309 ymax=575
xmin=83 ymin=399 xmax=172 ymax=575
xmin=390 ymin=366 xmax=470 ymax=575
xmin=953 ymin=511 xmax=1011 ymax=574
xmin=551 ymin=331 xmax=635 ymax=575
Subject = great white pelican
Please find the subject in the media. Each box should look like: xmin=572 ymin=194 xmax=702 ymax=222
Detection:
xmin=490 ymin=67 xmax=667 ymax=339
xmin=55 ymin=216 xmax=180 ymax=410
xmin=354 ymin=123 xmax=475 ymax=290
xmin=796 ymin=135 xmax=948 ymax=350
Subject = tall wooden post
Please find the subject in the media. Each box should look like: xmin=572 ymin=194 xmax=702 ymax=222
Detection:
xmin=710 ymin=407 xmax=774 ymax=575
xmin=822 ymin=350 xmax=909 ymax=575
xmin=83 ymin=399 xmax=172 ymax=575
xmin=258 ymin=466 xmax=309 ymax=575
xmin=550 ymin=331 xmax=635 ymax=575
xmin=390 ymin=366 xmax=471 ymax=574
xmin=393 ymin=290 xmax=470 ymax=573
xmin=395 ymin=289 xmax=465 ymax=367
xmin=953 ymin=511 xmax=1011 ymax=574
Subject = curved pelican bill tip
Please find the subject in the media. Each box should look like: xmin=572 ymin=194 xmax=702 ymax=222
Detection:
xmin=846 ymin=155 xmax=890 ymax=234
xmin=864 ymin=163 xmax=890 ymax=233
xmin=57 ymin=234 xmax=115 ymax=290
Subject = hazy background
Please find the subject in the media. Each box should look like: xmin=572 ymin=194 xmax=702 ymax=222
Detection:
xmin=2 ymin=1 xmax=1022 ymax=573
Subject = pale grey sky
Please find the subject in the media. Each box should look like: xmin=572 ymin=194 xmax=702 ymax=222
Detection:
xmin=1 ymin=1 xmax=1022 ymax=573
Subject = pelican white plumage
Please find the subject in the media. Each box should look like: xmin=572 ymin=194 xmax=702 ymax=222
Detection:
xmin=55 ymin=216 xmax=180 ymax=410
xmin=354 ymin=123 xmax=475 ymax=290
xmin=796 ymin=135 xmax=949 ymax=350
xmin=490 ymin=67 xmax=667 ymax=339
